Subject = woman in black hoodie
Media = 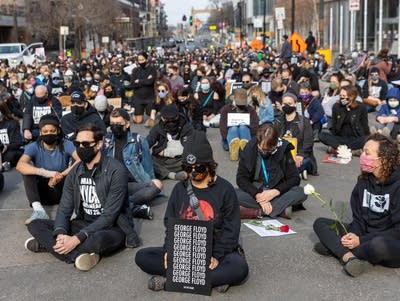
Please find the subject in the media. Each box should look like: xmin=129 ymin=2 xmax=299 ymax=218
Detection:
xmin=314 ymin=134 xmax=400 ymax=277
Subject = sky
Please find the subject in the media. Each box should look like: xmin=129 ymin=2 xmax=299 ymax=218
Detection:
xmin=163 ymin=0 xmax=211 ymax=26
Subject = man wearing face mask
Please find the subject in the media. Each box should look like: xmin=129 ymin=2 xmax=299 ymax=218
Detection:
xmin=22 ymin=85 xmax=62 ymax=142
xmin=131 ymin=52 xmax=157 ymax=124
xmin=48 ymin=72 xmax=64 ymax=98
xmin=362 ymin=67 xmax=388 ymax=112
xmin=219 ymin=88 xmax=259 ymax=161
xmin=281 ymin=69 xmax=300 ymax=96
xmin=236 ymin=123 xmax=307 ymax=219
xmin=147 ymin=105 xmax=193 ymax=181
xmin=104 ymin=108 xmax=162 ymax=220
xmin=372 ymin=87 xmax=400 ymax=142
xmin=25 ymin=124 xmax=140 ymax=271
xmin=61 ymin=90 xmax=106 ymax=140
xmin=167 ymin=65 xmax=184 ymax=97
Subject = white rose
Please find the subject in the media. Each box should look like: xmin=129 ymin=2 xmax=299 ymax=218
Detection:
xmin=304 ymin=184 xmax=316 ymax=195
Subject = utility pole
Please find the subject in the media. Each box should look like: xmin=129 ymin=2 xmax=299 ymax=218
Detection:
xmin=262 ymin=0 xmax=266 ymax=48
xmin=291 ymin=0 xmax=295 ymax=34
xmin=13 ymin=0 xmax=19 ymax=42
xmin=319 ymin=0 xmax=324 ymax=47
xmin=238 ymin=2 xmax=242 ymax=47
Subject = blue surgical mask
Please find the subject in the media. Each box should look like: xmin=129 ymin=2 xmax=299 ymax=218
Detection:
xmin=158 ymin=91 xmax=167 ymax=99
xmin=201 ymin=83 xmax=210 ymax=91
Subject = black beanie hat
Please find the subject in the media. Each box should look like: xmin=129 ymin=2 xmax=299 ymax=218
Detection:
xmin=113 ymin=108 xmax=130 ymax=121
xmin=39 ymin=114 xmax=60 ymax=129
xmin=182 ymin=130 xmax=214 ymax=164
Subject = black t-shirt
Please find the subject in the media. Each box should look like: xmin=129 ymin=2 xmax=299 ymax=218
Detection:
xmin=114 ymin=135 xmax=135 ymax=182
xmin=340 ymin=112 xmax=354 ymax=137
xmin=79 ymin=171 xmax=103 ymax=223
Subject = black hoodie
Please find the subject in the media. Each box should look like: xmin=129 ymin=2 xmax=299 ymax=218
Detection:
xmin=349 ymin=166 xmax=400 ymax=244
xmin=61 ymin=103 xmax=106 ymax=140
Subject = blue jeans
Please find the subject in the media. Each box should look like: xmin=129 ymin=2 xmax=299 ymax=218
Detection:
xmin=227 ymin=125 xmax=251 ymax=145
xmin=298 ymin=157 xmax=312 ymax=173
xmin=128 ymin=180 xmax=161 ymax=206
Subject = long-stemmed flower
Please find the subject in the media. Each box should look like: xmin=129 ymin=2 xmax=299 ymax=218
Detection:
xmin=248 ymin=220 xmax=290 ymax=232
xmin=304 ymin=184 xmax=348 ymax=235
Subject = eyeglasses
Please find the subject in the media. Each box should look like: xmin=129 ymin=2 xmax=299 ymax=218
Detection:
xmin=73 ymin=140 xmax=96 ymax=148
xmin=182 ymin=164 xmax=207 ymax=174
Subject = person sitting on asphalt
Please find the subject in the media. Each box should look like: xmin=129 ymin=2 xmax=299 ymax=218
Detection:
xmin=17 ymin=114 xmax=79 ymax=225
xmin=319 ymin=85 xmax=370 ymax=156
xmin=135 ymin=130 xmax=249 ymax=293
xmin=236 ymin=123 xmax=307 ymax=220
xmin=0 ymin=99 xmax=23 ymax=169
xmin=248 ymin=84 xmax=274 ymax=125
xmin=25 ymin=123 xmax=140 ymax=271
xmin=61 ymin=90 xmax=106 ymax=140
xmin=361 ymin=66 xmax=388 ymax=112
xmin=370 ymin=87 xmax=400 ymax=143
xmin=313 ymin=134 xmax=400 ymax=277
xmin=22 ymin=85 xmax=62 ymax=142
xmin=145 ymin=82 xmax=175 ymax=128
xmin=147 ymin=105 xmax=193 ymax=181
xmin=176 ymin=86 xmax=204 ymax=131
xmin=93 ymin=94 xmax=112 ymax=128
xmin=103 ymin=108 xmax=163 ymax=220
xmin=276 ymin=92 xmax=318 ymax=180
xmin=219 ymin=88 xmax=259 ymax=161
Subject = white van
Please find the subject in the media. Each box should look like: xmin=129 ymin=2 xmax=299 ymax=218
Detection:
xmin=0 ymin=42 xmax=45 ymax=68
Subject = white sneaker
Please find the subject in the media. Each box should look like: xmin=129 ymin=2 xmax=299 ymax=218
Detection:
xmin=75 ymin=253 xmax=100 ymax=271
xmin=24 ymin=210 xmax=49 ymax=225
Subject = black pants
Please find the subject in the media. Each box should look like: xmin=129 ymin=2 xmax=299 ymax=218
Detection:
xmin=128 ymin=181 xmax=160 ymax=206
xmin=152 ymin=155 xmax=183 ymax=180
xmin=135 ymin=247 xmax=249 ymax=287
xmin=236 ymin=186 xmax=307 ymax=218
xmin=3 ymin=149 xmax=23 ymax=167
xmin=27 ymin=219 xmax=125 ymax=264
xmin=23 ymin=175 xmax=64 ymax=206
xmin=314 ymin=217 xmax=400 ymax=267
xmin=319 ymin=132 xmax=367 ymax=150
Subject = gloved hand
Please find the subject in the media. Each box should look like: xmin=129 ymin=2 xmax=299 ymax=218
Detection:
xmin=163 ymin=139 xmax=184 ymax=158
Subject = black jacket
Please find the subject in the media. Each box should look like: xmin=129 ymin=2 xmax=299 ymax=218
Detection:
xmin=53 ymin=156 xmax=131 ymax=242
xmin=237 ymin=138 xmax=300 ymax=198
xmin=61 ymin=103 xmax=106 ymax=139
xmin=131 ymin=64 xmax=157 ymax=102
xmin=22 ymin=95 xmax=62 ymax=131
xmin=0 ymin=119 xmax=23 ymax=151
xmin=147 ymin=116 xmax=193 ymax=156
xmin=163 ymin=177 xmax=240 ymax=261
xmin=349 ymin=167 xmax=400 ymax=244
xmin=330 ymin=102 xmax=370 ymax=137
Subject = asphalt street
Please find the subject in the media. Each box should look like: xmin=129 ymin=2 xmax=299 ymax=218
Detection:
xmin=0 ymin=122 xmax=399 ymax=301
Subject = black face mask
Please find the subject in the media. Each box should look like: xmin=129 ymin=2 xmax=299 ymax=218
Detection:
xmin=282 ymin=105 xmax=296 ymax=115
xmin=242 ymin=83 xmax=252 ymax=90
xmin=71 ymin=106 xmax=85 ymax=117
xmin=282 ymin=79 xmax=289 ymax=85
xmin=105 ymin=91 xmax=113 ymax=98
xmin=139 ymin=62 xmax=147 ymax=68
xmin=77 ymin=146 xmax=98 ymax=163
xmin=191 ymin=171 xmax=208 ymax=182
xmin=36 ymin=96 xmax=47 ymax=104
xmin=164 ymin=120 xmax=179 ymax=135
xmin=237 ymin=105 xmax=247 ymax=111
xmin=111 ymin=124 xmax=127 ymax=139
xmin=41 ymin=134 xmax=59 ymax=145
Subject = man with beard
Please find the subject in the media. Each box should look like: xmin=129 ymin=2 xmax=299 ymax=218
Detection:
xmin=135 ymin=130 xmax=248 ymax=293
xmin=61 ymin=90 xmax=106 ymax=140
xmin=25 ymin=123 xmax=140 ymax=271
xmin=22 ymin=85 xmax=62 ymax=142
xmin=147 ymin=105 xmax=193 ymax=181
xmin=104 ymin=108 xmax=163 ymax=220
xmin=131 ymin=52 xmax=157 ymax=124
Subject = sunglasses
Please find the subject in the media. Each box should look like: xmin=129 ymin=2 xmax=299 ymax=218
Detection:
xmin=243 ymin=81 xmax=251 ymax=84
xmin=73 ymin=140 xmax=96 ymax=148
xmin=182 ymin=164 xmax=207 ymax=174
xmin=158 ymin=90 xmax=166 ymax=93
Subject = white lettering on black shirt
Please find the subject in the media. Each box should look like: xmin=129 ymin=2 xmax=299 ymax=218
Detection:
xmin=32 ymin=106 xmax=52 ymax=124
xmin=0 ymin=129 xmax=9 ymax=144
xmin=80 ymin=177 xmax=102 ymax=217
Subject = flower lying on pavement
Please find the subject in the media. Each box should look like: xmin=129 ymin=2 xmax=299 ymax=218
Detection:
xmin=303 ymin=184 xmax=348 ymax=235
xmin=248 ymin=220 xmax=290 ymax=232
xmin=337 ymin=145 xmax=352 ymax=159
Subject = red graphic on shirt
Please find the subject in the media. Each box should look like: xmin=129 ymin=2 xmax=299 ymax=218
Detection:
xmin=180 ymin=200 xmax=215 ymax=221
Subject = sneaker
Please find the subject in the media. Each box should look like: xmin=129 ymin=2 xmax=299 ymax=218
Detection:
xmin=301 ymin=170 xmax=308 ymax=180
xmin=279 ymin=206 xmax=292 ymax=219
xmin=381 ymin=127 xmax=391 ymax=137
xmin=24 ymin=210 xmax=49 ymax=225
xmin=343 ymin=257 xmax=372 ymax=277
xmin=313 ymin=242 xmax=332 ymax=257
xmin=239 ymin=139 xmax=248 ymax=150
xmin=132 ymin=204 xmax=153 ymax=220
xmin=125 ymin=231 xmax=142 ymax=248
xmin=351 ymin=149 xmax=362 ymax=157
xmin=2 ymin=161 xmax=10 ymax=171
xmin=24 ymin=237 xmax=46 ymax=253
xmin=148 ymin=275 xmax=166 ymax=291
xmin=221 ymin=139 xmax=229 ymax=151
xmin=75 ymin=253 xmax=100 ymax=271
xmin=215 ymin=284 xmax=230 ymax=293
xmin=229 ymin=138 xmax=241 ymax=161
xmin=174 ymin=171 xmax=187 ymax=181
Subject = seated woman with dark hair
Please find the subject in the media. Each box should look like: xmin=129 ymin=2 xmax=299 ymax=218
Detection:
xmin=135 ymin=130 xmax=248 ymax=293
xmin=313 ymin=134 xmax=400 ymax=277
xmin=319 ymin=85 xmax=370 ymax=156
xmin=236 ymin=123 xmax=307 ymax=219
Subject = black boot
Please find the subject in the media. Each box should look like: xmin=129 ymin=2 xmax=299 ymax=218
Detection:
xmin=132 ymin=204 xmax=153 ymax=220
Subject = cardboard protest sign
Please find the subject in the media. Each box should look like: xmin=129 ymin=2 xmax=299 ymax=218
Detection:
xmin=166 ymin=219 xmax=213 ymax=296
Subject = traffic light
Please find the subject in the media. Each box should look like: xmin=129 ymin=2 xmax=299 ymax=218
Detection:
xmin=189 ymin=16 xmax=193 ymax=26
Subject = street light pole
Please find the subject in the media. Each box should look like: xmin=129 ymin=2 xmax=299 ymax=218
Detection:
xmin=262 ymin=0 xmax=266 ymax=48
xmin=13 ymin=0 xmax=19 ymax=42
xmin=291 ymin=0 xmax=295 ymax=34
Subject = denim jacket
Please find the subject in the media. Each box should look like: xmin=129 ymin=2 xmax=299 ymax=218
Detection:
xmin=104 ymin=131 xmax=155 ymax=183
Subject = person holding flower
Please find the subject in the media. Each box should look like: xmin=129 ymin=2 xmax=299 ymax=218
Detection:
xmin=313 ymin=134 xmax=400 ymax=277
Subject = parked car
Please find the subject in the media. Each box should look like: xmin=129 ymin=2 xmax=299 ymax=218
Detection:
xmin=0 ymin=42 xmax=45 ymax=68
